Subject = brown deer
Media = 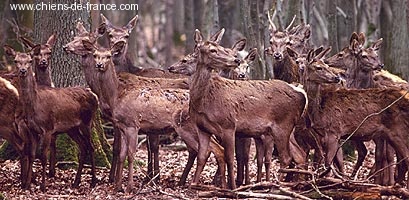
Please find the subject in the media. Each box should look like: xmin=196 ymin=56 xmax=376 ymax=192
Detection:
xmin=100 ymin=14 xmax=186 ymax=79
xmin=20 ymin=34 xmax=65 ymax=178
xmin=189 ymin=30 xmax=307 ymax=189
xmin=172 ymin=48 xmax=258 ymax=187
xmin=266 ymin=21 xmax=311 ymax=83
xmin=325 ymin=33 xmax=399 ymax=185
xmin=0 ymin=76 xmax=34 ymax=189
xmin=63 ymin=22 xmax=189 ymax=184
xmin=4 ymin=45 xmax=98 ymax=191
xmin=20 ymin=34 xmax=56 ymax=87
xmin=301 ymin=47 xmax=409 ymax=188
xmin=80 ymin=40 xmax=192 ymax=192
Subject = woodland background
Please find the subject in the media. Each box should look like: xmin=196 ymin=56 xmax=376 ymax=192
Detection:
xmin=0 ymin=0 xmax=408 ymax=85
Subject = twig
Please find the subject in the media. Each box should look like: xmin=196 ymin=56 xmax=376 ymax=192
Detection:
xmin=158 ymin=189 xmax=189 ymax=200
xmin=278 ymin=187 xmax=313 ymax=200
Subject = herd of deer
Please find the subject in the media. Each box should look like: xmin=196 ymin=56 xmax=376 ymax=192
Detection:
xmin=1 ymin=13 xmax=409 ymax=193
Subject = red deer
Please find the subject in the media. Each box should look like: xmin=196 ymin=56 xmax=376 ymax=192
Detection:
xmin=325 ymin=33 xmax=399 ymax=186
xmin=20 ymin=34 xmax=65 ymax=178
xmin=20 ymin=34 xmax=56 ymax=87
xmin=172 ymin=48 xmax=258 ymax=187
xmin=100 ymin=14 xmax=185 ymax=79
xmin=266 ymin=21 xmax=311 ymax=83
xmin=301 ymin=47 xmax=409 ymax=188
xmin=80 ymin=40 xmax=191 ymax=192
xmin=189 ymin=30 xmax=307 ymax=189
xmin=0 ymin=77 xmax=34 ymax=189
xmin=4 ymin=46 xmax=98 ymax=191
xmin=63 ymin=22 xmax=189 ymax=184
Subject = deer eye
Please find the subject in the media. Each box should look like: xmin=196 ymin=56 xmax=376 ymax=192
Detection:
xmin=362 ymin=55 xmax=368 ymax=59
xmin=107 ymin=55 xmax=111 ymax=59
xmin=316 ymin=66 xmax=323 ymax=71
xmin=93 ymin=54 xmax=97 ymax=58
xmin=337 ymin=53 xmax=344 ymax=57
xmin=210 ymin=49 xmax=217 ymax=53
xmin=124 ymin=35 xmax=129 ymax=39
xmin=108 ymin=34 xmax=113 ymax=38
xmin=295 ymin=60 xmax=300 ymax=65
xmin=14 ymin=60 xmax=18 ymax=64
xmin=269 ymin=41 xmax=273 ymax=45
xmin=181 ymin=59 xmax=187 ymax=63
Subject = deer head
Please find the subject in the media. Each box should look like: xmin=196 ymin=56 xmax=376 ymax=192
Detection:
xmin=232 ymin=48 xmax=257 ymax=79
xmin=4 ymin=45 xmax=35 ymax=78
xmin=325 ymin=38 xmax=384 ymax=72
xmin=63 ymin=22 xmax=105 ymax=56
xmin=100 ymin=14 xmax=138 ymax=47
xmin=196 ymin=36 xmax=241 ymax=70
xmin=303 ymin=47 xmax=340 ymax=84
xmin=21 ymin=34 xmax=56 ymax=70
xmin=82 ymin=40 xmax=125 ymax=72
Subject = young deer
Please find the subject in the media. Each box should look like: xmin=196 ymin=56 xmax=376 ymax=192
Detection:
xmin=80 ymin=40 xmax=192 ymax=192
xmin=4 ymin=46 xmax=98 ymax=191
xmin=189 ymin=30 xmax=307 ymax=189
xmin=301 ymin=46 xmax=409 ymax=189
xmin=64 ymin=21 xmax=189 ymax=184
xmin=100 ymin=14 xmax=185 ymax=78
xmin=325 ymin=32 xmax=398 ymax=185
xmin=20 ymin=34 xmax=56 ymax=87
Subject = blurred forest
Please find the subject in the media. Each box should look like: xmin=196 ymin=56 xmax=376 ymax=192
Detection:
xmin=0 ymin=0 xmax=409 ymax=83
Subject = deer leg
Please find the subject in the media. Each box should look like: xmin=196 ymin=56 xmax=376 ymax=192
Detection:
xmin=243 ymin=138 xmax=251 ymax=185
xmin=49 ymin=134 xmax=57 ymax=177
xmin=264 ymin=136 xmax=274 ymax=182
xmin=222 ymin=129 xmax=237 ymax=189
xmin=125 ymin=127 xmax=138 ymax=193
xmin=351 ymin=141 xmax=367 ymax=177
xmin=39 ymin=134 xmax=52 ymax=192
xmin=387 ymin=129 xmax=409 ymax=189
xmin=235 ymin=137 xmax=245 ymax=186
xmin=79 ymin=124 xmax=97 ymax=187
xmin=385 ymin=142 xmax=395 ymax=186
xmin=396 ymin=153 xmax=407 ymax=184
xmin=114 ymin=131 xmax=126 ymax=192
xmin=179 ymin=149 xmax=197 ymax=186
xmin=254 ymin=138 xmax=264 ymax=183
xmin=192 ymin=130 xmax=211 ymax=186
xmin=210 ymin=138 xmax=226 ymax=188
xmin=147 ymin=134 xmax=153 ymax=180
xmin=109 ymin=128 xmax=121 ymax=183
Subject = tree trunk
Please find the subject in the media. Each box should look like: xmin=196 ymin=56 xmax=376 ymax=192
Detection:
xmin=30 ymin=0 xmax=111 ymax=167
xmin=184 ymin=0 xmax=194 ymax=53
xmin=326 ymin=0 xmax=339 ymax=54
xmin=381 ymin=0 xmax=409 ymax=79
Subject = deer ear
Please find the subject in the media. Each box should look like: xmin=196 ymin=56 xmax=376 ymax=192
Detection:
xmin=111 ymin=41 xmax=125 ymax=55
xmin=194 ymin=29 xmax=203 ymax=44
xmin=100 ymin=14 xmax=114 ymax=32
xmin=350 ymin=32 xmax=359 ymax=45
xmin=82 ymin=40 xmax=96 ymax=52
xmin=46 ymin=34 xmax=57 ymax=47
xmin=76 ymin=21 xmax=88 ymax=34
xmin=245 ymin=48 xmax=258 ymax=63
xmin=3 ymin=45 xmax=16 ymax=57
xmin=125 ymin=15 xmax=138 ymax=34
xmin=358 ymin=32 xmax=366 ymax=46
xmin=31 ymin=45 xmax=41 ymax=56
xmin=303 ymin=25 xmax=311 ymax=40
xmin=96 ymin=23 xmax=106 ymax=37
xmin=20 ymin=36 xmax=36 ymax=49
xmin=316 ymin=47 xmax=332 ymax=59
xmin=232 ymin=39 xmax=246 ymax=52
xmin=209 ymin=28 xmax=225 ymax=44
xmin=286 ymin=47 xmax=298 ymax=59
xmin=371 ymin=38 xmax=383 ymax=51
xmin=351 ymin=39 xmax=360 ymax=54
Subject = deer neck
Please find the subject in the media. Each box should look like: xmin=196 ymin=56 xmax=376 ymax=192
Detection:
xmin=303 ymin=81 xmax=323 ymax=123
xmin=34 ymin=64 xmax=52 ymax=87
xmin=97 ymin=61 xmax=119 ymax=112
xmin=18 ymin=71 xmax=37 ymax=118
xmin=189 ymin=55 xmax=214 ymax=112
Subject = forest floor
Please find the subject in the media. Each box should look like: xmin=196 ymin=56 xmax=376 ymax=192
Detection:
xmin=0 ymin=139 xmax=405 ymax=199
